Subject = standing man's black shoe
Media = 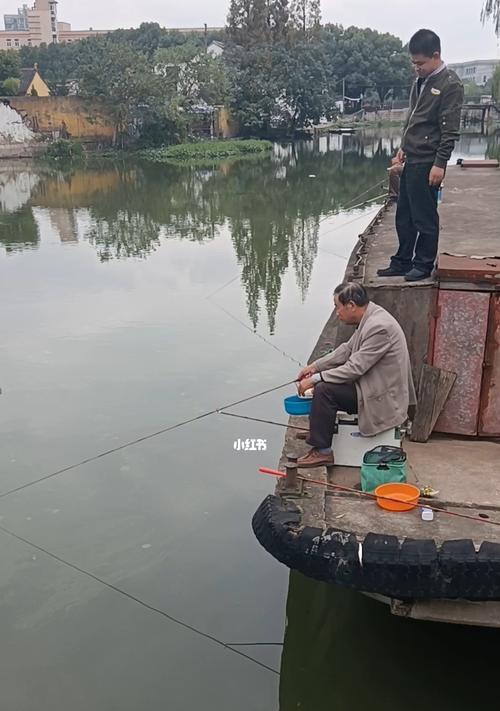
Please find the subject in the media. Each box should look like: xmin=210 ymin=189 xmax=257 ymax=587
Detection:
xmin=376 ymin=265 xmax=408 ymax=277
xmin=404 ymin=268 xmax=432 ymax=282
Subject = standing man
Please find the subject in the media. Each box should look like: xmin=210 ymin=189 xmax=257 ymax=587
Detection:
xmin=377 ymin=29 xmax=464 ymax=282
xmin=295 ymin=282 xmax=415 ymax=468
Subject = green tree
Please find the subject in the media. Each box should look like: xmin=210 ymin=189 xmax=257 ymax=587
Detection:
xmin=1 ymin=77 xmax=20 ymax=96
xmin=482 ymin=0 xmax=500 ymax=33
xmin=77 ymin=41 xmax=165 ymax=146
xmin=463 ymin=79 xmax=481 ymax=101
xmin=290 ymin=0 xmax=321 ymax=34
xmin=269 ymin=0 xmax=291 ymax=40
xmin=110 ymin=22 xmax=164 ymax=58
xmin=155 ymin=43 xmax=229 ymax=108
xmin=226 ymin=44 xmax=279 ymax=133
xmin=273 ymin=40 xmax=336 ymax=129
xmin=0 ymin=50 xmax=20 ymax=83
xmin=492 ymin=66 xmax=500 ymax=101
xmin=322 ymin=25 xmax=412 ymax=103
xmin=19 ymin=41 xmax=79 ymax=95
xmin=227 ymin=0 xmax=272 ymax=47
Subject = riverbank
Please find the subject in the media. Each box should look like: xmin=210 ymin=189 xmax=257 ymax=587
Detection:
xmin=253 ymin=161 xmax=500 ymax=625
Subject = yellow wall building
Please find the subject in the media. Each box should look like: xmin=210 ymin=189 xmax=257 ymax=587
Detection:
xmin=17 ymin=65 xmax=50 ymax=96
xmin=5 ymin=96 xmax=115 ymax=141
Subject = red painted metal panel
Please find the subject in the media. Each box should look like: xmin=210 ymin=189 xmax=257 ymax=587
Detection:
xmin=437 ymin=254 xmax=500 ymax=285
xmin=479 ymin=294 xmax=500 ymax=436
xmin=432 ymin=290 xmax=490 ymax=435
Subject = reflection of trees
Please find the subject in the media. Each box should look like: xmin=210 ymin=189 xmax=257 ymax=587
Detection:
xmin=5 ymin=134 xmax=393 ymax=327
xmin=291 ymin=217 xmax=320 ymax=301
xmin=0 ymin=206 xmax=39 ymax=253
xmin=86 ymin=212 xmax=162 ymax=261
xmin=486 ymin=131 xmax=500 ymax=160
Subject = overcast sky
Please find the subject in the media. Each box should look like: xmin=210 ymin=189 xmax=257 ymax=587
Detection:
xmin=10 ymin=0 xmax=500 ymax=62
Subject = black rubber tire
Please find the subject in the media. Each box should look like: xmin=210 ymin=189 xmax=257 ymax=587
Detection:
xmin=252 ymin=495 xmax=500 ymax=601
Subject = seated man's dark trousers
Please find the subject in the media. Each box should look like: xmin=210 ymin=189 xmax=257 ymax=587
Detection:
xmin=306 ymin=382 xmax=358 ymax=450
xmin=390 ymin=162 xmax=440 ymax=275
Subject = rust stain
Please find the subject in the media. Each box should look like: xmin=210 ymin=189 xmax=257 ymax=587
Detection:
xmin=432 ymin=290 xmax=490 ymax=435
xmin=479 ymin=294 xmax=500 ymax=436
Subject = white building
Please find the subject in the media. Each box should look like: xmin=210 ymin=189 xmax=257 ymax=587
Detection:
xmin=448 ymin=59 xmax=500 ymax=86
xmin=207 ymin=40 xmax=224 ymax=58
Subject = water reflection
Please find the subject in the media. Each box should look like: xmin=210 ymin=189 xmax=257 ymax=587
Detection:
xmin=280 ymin=571 xmax=500 ymax=711
xmin=0 ymin=205 xmax=39 ymax=252
xmin=2 ymin=129 xmax=498 ymax=329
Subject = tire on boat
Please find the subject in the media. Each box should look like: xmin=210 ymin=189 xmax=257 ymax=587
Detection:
xmin=252 ymin=495 xmax=500 ymax=601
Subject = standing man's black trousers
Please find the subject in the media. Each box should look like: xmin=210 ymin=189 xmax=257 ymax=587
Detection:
xmin=390 ymin=162 xmax=440 ymax=275
xmin=307 ymin=382 xmax=358 ymax=450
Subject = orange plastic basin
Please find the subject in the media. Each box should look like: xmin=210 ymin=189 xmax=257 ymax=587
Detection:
xmin=374 ymin=483 xmax=420 ymax=512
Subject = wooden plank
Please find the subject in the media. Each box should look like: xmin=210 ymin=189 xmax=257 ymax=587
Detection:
xmin=410 ymin=365 xmax=457 ymax=442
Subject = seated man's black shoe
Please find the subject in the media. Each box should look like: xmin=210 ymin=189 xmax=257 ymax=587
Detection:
xmin=376 ymin=265 xmax=408 ymax=277
xmin=404 ymin=268 xmax=432 ymax=282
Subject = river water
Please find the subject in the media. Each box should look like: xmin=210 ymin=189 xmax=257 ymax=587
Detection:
xmin=0 ymin=129 xmax=498 ymax=710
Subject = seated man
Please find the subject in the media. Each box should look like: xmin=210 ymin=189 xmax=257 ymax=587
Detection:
xmin=296 ymin=282 xmax=416 ymax=468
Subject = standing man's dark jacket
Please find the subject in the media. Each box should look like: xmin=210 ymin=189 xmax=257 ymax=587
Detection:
xmin=402 ymin=67 xmax=464 ymax=168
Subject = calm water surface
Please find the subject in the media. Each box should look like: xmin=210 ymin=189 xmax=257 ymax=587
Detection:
xmin=0 ymin=129 xmax=498 ymax=711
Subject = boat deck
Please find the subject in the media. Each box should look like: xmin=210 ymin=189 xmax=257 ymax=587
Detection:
xmin=256 ymin=163 xmax=500 ymax=622
xmin=280 ymin=418 xmax=500 ymax=547
xmin=280 ymin=164 xmax=500 ymax=548
xmin=364 ymin=165 xmax=500 ymax=289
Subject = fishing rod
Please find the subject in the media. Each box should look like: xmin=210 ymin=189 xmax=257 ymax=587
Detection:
xmin=259 ymin=468 xmax=500 ymax=529
xmin=219 ymin=410 xmax=308 ymax=431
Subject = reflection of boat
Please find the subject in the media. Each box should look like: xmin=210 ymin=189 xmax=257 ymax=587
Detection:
xmin=279 ymin=571 xmax=499 ymax=711
xmin=253 ymin=163 xmax=500 ymax=626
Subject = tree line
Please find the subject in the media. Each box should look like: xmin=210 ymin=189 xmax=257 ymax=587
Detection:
xmin=0 ymin=0 xmax=443 ymax=143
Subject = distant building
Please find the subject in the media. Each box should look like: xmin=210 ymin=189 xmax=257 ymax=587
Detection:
xmin=207 ymin=40 xmax=224 ymax=58
xmin=17 ymin=64 xmax=50 ymax=96
xmin=0 ymin=0 xmax=108 ymax=49
xmin=449 ymin=59 xmax=500 ymax=87
xmin=4 ymin=5 xmax=29 ymax=31
xmin=1 ymin=1 xmax=222 ymax=50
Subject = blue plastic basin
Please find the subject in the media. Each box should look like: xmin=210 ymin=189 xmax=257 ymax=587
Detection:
xmin=284 ymin=395 xmax=312 ymax=416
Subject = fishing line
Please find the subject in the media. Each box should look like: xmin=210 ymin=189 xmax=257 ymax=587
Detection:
xmin=204 ymin=183 xmax=388 ymax=300
xmin=317 ymin=179 xmax=387 ymax=227
xmin=220 ymin=410 xmax=308 ymax=432
xmin=205 ymin=273 xmax=240 ymax=299
xmin=207 ymin=300 xmax=304 ymax=368
xmin=317 ymin=203 xmax=383 ymax=255
xmin=0 ymin=523 xmax=280 ymax=675
xmin=227 ymin=642 xmax=284 ymax=647
xmin=0 ymin=380 xmax=297 ymax=500
xmin=341 ymin=178 xmax=387 ymax=209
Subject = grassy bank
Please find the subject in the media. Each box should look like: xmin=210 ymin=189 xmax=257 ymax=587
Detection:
xmin=138 ymin=139 xmax=273 ymax=164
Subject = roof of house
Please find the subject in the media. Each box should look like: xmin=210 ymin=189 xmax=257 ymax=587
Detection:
xmin=209 ymin=40 xmax=225 ymax=49
xmin=17 ymin=68 xmax=38 ymax=95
